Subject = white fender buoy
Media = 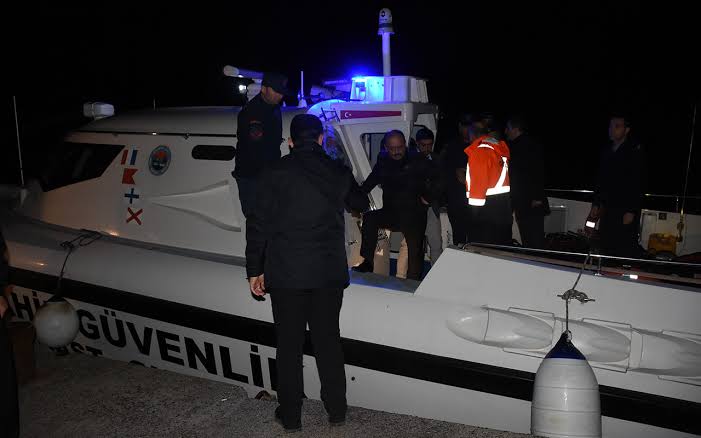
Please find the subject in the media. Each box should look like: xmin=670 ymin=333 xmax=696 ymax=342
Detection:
xmin=531 ymin=332 xmax=601 ymax=438
xmin=34 ymin=296 xmax=80 ymax=348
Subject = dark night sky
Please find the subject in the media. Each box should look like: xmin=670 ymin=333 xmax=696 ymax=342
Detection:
xmin=4 ymin=2 xmax=699 ymax=199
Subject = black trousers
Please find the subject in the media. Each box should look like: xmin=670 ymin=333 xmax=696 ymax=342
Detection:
xmin=514 ymin=204 xmax=545 ymax=249
xmin=469 ymin=193 xmax=513 ymax=246
xmin=599 ymin=208 xmax=639 ymax=258
xmin=360 ymin=208 xmax=427 ymax=280
xmin=0 ymin=314 xmax=20 ymax=438
xmin=446 ymin=191 xmax=470 ymax=245
xmin=270 ymin=288 xmax=347 ymax=428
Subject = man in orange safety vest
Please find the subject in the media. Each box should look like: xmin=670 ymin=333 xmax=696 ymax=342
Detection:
xmin=464 ymin=115 xmax=513 ymax=245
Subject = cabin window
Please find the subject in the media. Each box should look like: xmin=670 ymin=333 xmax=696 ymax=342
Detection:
xmin=360 ymin=133 xmax=386 ymax=167
xmin=40 ymin=142 xmax=123 ymax=192
xmin=192 ymin=145 xmax=236 ymax=161
xmin=321 ymin=126 xmax=351 ymax=168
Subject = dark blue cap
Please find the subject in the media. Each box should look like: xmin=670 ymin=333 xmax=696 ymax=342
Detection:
xmin=262 ymin=72 xmax=293 ymax=97
xmin=545 ymin=332 xmax=587 ymax=360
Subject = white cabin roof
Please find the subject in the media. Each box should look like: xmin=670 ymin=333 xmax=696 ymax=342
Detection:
xmin=80 ymin=106 xmax=305 ymax=137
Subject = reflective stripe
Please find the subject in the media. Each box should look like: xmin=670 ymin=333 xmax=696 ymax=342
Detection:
xmin=467 ymin=187 xmax=510 ymax=197
xmin=477 ymin=143 xmax=495 ymax=150
xmin=486 ymin=186 xmax=510 ymax=195
xmin=469 ymin=198 xmax=486 ymax=206
xmin=465 ymin=163 xmax=471 ymax=193
xmin=495 ymin=157 xmax=508 ymax=189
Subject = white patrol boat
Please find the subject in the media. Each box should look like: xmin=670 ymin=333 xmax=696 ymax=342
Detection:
xmin=2 ymin=9 xmax=700 ymax=438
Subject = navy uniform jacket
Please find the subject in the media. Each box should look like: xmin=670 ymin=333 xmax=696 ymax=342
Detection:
xmin=245 ymin=141 xmax=368 ymax=289
xmin=233 ymin=94 xmax=283 ymax=178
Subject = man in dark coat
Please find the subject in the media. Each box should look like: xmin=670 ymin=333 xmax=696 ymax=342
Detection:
xmin=587 ymin=114 xmax=647 ymax=258
xmin=505 ymin=115 xmax=548 ymax=248
xmin=440 ymin=113 xmax=472 ymax=245
xmin=246 ymin=114 xmax=368 ymax=432
xmin=352 ymin=130 xmax=431 ymax=280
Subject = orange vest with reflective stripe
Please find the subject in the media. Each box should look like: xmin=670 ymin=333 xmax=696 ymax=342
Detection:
xmin=464 ymin=136 xmax=511 ymax=206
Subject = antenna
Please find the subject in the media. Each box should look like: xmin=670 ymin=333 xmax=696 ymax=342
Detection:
xmin=378 ymin=8 xmax=394 ymax=76
xmin=298 ymin=70 xmax=307 ymax=108
xmin=677 ymin=103 xmax=697 ymax=242
xmin=13 ymin=96 xmax=25 ymax=187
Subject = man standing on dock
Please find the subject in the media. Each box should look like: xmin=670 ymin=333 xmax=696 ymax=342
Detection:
xmin=246 ymin=114 xmax=367 ymax=432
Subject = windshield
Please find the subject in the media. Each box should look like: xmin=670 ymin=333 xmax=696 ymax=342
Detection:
xmin=40 ymin=141 xmax=123 ymax=191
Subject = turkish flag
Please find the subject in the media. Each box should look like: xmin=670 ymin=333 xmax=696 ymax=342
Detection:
xmin=340 ymin=110 xmax=401 ymax=120
xmin=122 ymin=168 xmax=137 ymax=185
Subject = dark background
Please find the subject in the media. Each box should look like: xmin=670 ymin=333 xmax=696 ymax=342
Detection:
xmin=3 ymin=2 xmax=699 ymax=200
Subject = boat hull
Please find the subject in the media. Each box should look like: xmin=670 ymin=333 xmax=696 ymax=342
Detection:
xmin=3 ymin=213 xmax=700 ymax=437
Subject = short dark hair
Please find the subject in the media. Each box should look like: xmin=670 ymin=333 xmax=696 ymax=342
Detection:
xmin=457 ymin=112 xmax=473 ymax=127
xmin=507 ymin=115 xmax=528 ymax=132
xmin=473 ymin=112 xmax=502 ymax=138
xmin=383 ymin=129 xmax=406 ymax=145
xmin=290 ymin=114 xmax=324 ymax=144
xmin=415 ymin=128 xmax=435 ymax=142
xmin=610 ymin=112 xmax=633 ymax=129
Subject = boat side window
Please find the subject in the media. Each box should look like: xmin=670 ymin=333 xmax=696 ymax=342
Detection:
xmin=192 ymin=145 xmax=236 ymax=161
xmin=321 ymin=126 xmax=352 ymax=169
xmin=360 ymin=133 xmax=386 ymax=167
xmin=41 ymin=142 xmax=123 ymax=192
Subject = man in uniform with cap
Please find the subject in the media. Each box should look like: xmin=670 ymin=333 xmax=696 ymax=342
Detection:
xmin=233 ymin=72 xmax=292 ymax=218
xmin=246 ymin=114 xmax=368 ymax=432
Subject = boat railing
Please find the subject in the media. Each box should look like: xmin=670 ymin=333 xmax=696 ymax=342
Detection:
xmin=461 ymin=242 xmax=701 ymax=286
xmin=545 ymin=189 xmax=701 ymax=214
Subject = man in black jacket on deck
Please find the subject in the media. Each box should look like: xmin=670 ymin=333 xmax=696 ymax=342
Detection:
xmin=440 ymin=113 xmax=473 ymax=245
xmin=587 ymin=114 xmax=647 ymax=258
xmin=505 ymin=115 xmax=548 ymax=248
xmin=246 ymin=114 xmax=368 ymax=432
